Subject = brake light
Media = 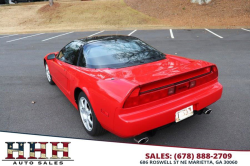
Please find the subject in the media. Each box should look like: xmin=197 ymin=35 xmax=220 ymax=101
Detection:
xmin=123 ymin=65 xmax=218 ymax=108
xmin=212 ymin=65 xmax=218 ymax=72
xmin=129 ymin=87 xmax=140 ymax=97
xmin=124 ymin=86 xmax=172 ymax=108
xmin=211 ymin=66 xmax=218 ymax=79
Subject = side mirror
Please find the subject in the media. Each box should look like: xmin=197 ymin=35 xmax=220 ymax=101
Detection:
xmin=47 ymin=54 xmax=55 ymax=60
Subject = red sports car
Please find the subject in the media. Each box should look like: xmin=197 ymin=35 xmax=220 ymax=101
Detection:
xmin=44 ymin=35 xmax=223 ymax=141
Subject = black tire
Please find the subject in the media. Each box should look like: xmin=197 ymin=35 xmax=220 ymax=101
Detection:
xmin=78 ymin=92 xmax=106 ymax=136
xmin=44 ymin=62 xmax=55 ymax=85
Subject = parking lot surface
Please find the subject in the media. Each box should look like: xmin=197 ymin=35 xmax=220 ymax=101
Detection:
xmin=0 ymin=29 xmax=249 ymax=150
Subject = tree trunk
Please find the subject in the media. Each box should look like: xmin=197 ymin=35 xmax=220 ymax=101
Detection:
xmin=191 ymin=0 xmax=211 ymax=5
xmin=49 ymin=0 xmax=53 ymax=6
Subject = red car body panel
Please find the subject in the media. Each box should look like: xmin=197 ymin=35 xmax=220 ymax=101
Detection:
xmin=44 ymin=52 xmax=223 ymax=138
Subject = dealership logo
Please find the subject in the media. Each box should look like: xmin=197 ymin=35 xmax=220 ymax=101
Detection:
xmin=3 ymin=142 xmax=73 ymax=165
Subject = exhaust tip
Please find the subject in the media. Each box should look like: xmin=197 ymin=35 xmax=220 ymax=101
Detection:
xmin=134 ymin=137 xmax=149 ymax=144
xmin=203 ymin=108 xmax=212 ymax=114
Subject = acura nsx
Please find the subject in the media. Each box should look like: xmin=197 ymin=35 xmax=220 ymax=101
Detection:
xmin=43 ymin=35 xmax=223 ymax=138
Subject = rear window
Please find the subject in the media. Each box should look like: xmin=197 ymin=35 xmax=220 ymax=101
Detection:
xmin=83 ymin=36 xmax=166 ymax=69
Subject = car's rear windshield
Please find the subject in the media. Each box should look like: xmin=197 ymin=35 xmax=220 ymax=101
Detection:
xmin=83 ymin=36 xmax=166 ymax=69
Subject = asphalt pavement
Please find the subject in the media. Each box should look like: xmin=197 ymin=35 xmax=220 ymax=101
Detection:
xmin=0 ymin=29 xmax=249 ymax=150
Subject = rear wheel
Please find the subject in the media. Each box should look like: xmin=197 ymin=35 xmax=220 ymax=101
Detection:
xmin=45 ymin=62 xmax=55 ymax=85
xmin=78 ymin=92 xmax=106 ymax=136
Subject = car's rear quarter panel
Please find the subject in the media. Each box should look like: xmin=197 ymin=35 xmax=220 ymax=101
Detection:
xmin=72 ymin=68 xmax=138 ymax=132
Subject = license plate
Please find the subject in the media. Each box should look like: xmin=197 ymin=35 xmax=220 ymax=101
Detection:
xmin=175 ymin=105 xmax=194 ymax=123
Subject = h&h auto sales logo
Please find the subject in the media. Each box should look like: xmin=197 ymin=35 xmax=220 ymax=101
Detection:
xmin=2 ymin=142 xmax=73 ymax=165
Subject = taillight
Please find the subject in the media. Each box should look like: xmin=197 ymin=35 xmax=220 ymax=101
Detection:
xmin=211 ymin=65 xmax=218 ymax=79
xmin=129 ymin=87 xmax=140 ymax=97
xmin=123 ymin=86 xmax=174 ymax=108
xmin=123 ymin=87 xmax=140 ymax=108
xmin=195 ymin=66 xmax=218 ymax=86
xmin=212 ymin=65 xmax=218 ymax=72
xmin=123 ymin=65 xmax=218 ymax=108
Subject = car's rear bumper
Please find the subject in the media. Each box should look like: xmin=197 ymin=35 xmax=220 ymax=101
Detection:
xmin=113 ymin=80 xmax=223 ymax=138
